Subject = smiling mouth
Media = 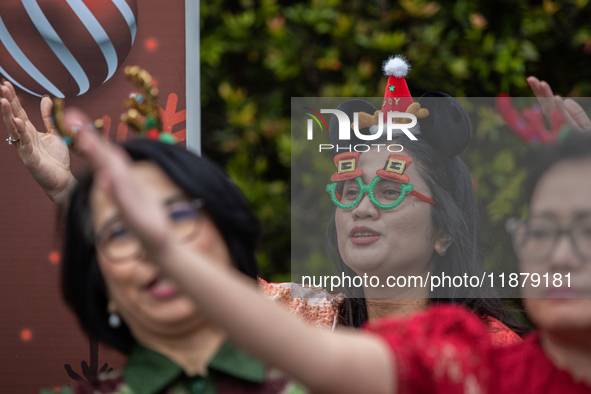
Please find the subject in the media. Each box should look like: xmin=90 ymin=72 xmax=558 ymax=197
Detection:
xmin=352 ymin=232 xmax=378 ymax=238
xmin=145 ymin=275 xmax=180 ymax=299
xmin=349 ymin=226 xmax=381 ymax=244
xmin=349 ymin=226 xmax=381 ymax=237
xmin=544 ymin=287 xmax=584 ymax=298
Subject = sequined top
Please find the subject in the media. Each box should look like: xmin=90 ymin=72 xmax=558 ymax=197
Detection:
xmin=258 ymin=279 xmax=521 ymax=346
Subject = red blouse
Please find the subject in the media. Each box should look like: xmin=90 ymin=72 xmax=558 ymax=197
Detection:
xmin=365 ymin=305 xmax=591 ymax=394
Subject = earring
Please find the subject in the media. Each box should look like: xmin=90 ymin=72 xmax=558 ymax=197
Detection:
xmin=109 ymin=313 xmax=121 ymax=328
xmin=442 ymin=246 xmax=447 ymax=253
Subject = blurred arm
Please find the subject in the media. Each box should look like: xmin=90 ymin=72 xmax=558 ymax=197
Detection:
xmin=76 ymin=124 xmax=395 ymax=394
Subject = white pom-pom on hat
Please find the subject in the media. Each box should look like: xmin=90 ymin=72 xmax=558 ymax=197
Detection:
xmin=383 ymin=55 xmax=410 ymax=78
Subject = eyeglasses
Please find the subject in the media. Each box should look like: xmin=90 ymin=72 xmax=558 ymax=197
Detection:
xmin=92 ymin=198 xmax=205 ymax=262
xmin=326 ymin=176 xmax=436 ymax=210
xmin=506 ymin=216 xmax=591 ymax=262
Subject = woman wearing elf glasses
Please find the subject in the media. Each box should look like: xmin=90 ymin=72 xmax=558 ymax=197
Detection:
xmin=78 ymin=108 xmax=591 ymax=393
xmin=318 ymin=57 xmax=522 ymax=335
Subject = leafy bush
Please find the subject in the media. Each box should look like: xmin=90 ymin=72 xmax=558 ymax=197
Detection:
xmin=200 ymin=0 xmax=591 ymax=281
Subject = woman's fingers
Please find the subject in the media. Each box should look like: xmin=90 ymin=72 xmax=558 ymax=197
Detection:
xmin=1 ymin=80 xmax=29 ymax=123
xmin=527 ymin=76 xmax=554 ymax=98
xmin=527 ymin=76 xmax=591 ymax=132
xmin=526 ymin=76 xmax=541 ymax=96
xmin=553 ymin=96 xmax=578 ymax=130
xmin=527 ymin=76 xmax=546 ymax=97
xmin=74 ymin=112 xmax=132 ymax=197
xmin=563 ymin=98 xmax=591 ymax=131
xmin=13 ymin=117 xmax=33 ymax=156
xmin=77 ymin=123 xmax=116 ymax=168
xmin=2 ymin=82 xmax=38 ymax=149
xmin=65 ymin=108 xmax=111 ymax=167
xmin=40 ymin=96 xmax=57 ymax=135
xmin=527 ymin=76 xmax=558 ymax=120
xmin=537 ymin=80 xmax=554 ymax=98
xmin=1 ymin=97 xmax=19 ymax=142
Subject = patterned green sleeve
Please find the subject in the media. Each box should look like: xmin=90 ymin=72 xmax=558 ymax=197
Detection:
xmin=40 ymin=386 xmax=73 ymax=394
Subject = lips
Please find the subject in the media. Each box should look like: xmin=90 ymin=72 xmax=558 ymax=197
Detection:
xmin=349 ymin=226 xmax=381 ymax=245
xmin=145 ymin=274 xmax=180 ymax=299
xmin=544 ymin=287 xmax=584 ymax=298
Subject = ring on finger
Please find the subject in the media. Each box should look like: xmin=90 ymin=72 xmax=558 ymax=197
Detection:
xmin=6 ymin=136 xmax=19 ymax=145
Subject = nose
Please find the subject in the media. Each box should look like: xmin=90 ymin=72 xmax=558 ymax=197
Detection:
xmin=548 ymin=233 xmax=583 ymax=273
xmin=135 ymin=248 xmax=159 ymax=268
xmin=351 ymin=193 xmax=379 ymax=220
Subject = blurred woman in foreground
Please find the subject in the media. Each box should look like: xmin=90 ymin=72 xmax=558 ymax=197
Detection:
xmin=81 ymin=112 xmax=591 ymax=394
xmin=2 ymin=78 xmax=313 ymax=391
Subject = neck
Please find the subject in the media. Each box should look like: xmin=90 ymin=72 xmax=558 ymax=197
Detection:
xmin=541 ymin=330 xmax=591 ymax=385
xmin=134 ymin=322 xmax=227 ymax=376
xmin=366 ymin=297 xmax=429 ymax=321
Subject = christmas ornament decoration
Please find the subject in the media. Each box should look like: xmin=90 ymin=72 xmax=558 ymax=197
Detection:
xmin=0 ymin=0 xmax=138 ymax=98
xmin=52 ymin=66 xmax=177 ymax=149
xmin=115 ymin=66 xmax=176 ymax=144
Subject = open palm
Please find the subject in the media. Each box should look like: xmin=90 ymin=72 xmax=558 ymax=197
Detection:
xmin=1 ymin=81 xmax=75 ymax=207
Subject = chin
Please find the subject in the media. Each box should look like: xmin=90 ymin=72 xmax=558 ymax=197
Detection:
xmin=343 ymin=253 xmax=389 ymax=275
xmin=146 ymin=298 xmax=201 ymax=325
xmin=527 ymin=298 xmax=591 ymax=331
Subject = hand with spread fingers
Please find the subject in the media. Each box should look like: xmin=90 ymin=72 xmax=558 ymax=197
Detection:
xmin=527 ymin=76 xmax=591 ymax=132
xmin=1 ymin=80 xmax=77 ymax=208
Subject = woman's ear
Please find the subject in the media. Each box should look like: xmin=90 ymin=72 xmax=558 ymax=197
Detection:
xmin=434 ymin=230 xmax=453 ymax=256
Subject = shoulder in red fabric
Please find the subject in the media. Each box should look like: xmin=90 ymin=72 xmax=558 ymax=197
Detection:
xmin=484 ymin=316 xmax=522 ymax=346
xmin=492 ymin=333 xmax=591 ymax=393
xmin=364 ymin=305 xmax=492 ymax=394
xmin=365 ymin=305 xmax=591 ymax=394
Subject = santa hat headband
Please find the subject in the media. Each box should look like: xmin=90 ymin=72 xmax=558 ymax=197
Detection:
xmin=355 ymin=55 xmax=429 ymax=135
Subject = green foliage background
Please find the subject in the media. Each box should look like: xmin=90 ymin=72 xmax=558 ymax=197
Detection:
xmin=200 ymin=0 xmax=591 ymax=282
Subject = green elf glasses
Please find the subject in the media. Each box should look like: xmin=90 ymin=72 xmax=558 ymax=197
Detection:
xmin=326 ymin=152 xmax=436 ymax=210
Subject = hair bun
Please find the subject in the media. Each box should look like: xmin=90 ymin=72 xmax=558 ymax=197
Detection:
xmin=417 ymin=92 xmax=471 ymax=157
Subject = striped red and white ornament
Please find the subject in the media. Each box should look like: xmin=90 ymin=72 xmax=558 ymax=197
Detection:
xmin=0 ymin=0 xmax=138 ymax=98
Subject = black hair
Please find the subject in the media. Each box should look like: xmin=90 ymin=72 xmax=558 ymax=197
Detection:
xmin=525 ymin=132 xmax=591 ymax=205
xmin=329 ymin=136 xmax=527 ymax=334
xmin=61 ymin=139 xmax=260 ymax=353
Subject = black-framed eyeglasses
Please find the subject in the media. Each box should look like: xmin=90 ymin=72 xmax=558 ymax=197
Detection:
xmin=506 ymin=216 xmax=591 ymax=262
xmin=92 ymin=198 xmax=205 ymax=262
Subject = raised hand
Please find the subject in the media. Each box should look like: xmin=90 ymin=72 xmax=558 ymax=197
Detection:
xmin=527 ymin=76 xmax=591 ymax=132
xmin=74 ymin=117 xmax=172 ymax=257
xmin=1 ymin=80 xmax=77 ymax=207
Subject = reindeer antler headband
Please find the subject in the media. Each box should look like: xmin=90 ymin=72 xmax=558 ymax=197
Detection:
xmin=51 ymin=66 xmax=176 ymax=149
